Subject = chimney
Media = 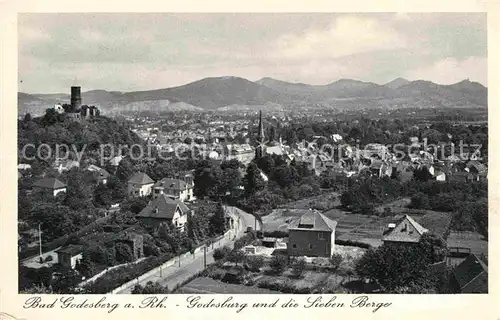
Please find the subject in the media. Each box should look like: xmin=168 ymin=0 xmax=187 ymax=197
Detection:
xmin=71 ymin=86 xmax=82 ymax=111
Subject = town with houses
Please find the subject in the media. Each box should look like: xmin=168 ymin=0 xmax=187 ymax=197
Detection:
xmin=16 ymin=82 xmax=488 ymax=295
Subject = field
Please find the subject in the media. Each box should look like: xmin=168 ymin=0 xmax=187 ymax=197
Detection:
xmin=262 ymin=206 xmax=453 ymax=248
xmin=447 ymin=231 xmax=488 ymax=256
xmin=280 ymin=192 xmax=341 ymax=211
xmin=174 ymin=277 xmax=279 ymax=294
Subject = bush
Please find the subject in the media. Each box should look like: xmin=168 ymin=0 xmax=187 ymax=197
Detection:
xmin=257 ymin=279 xmax=284 ymax=291
xmin=115 ymin=242 xmax=134 ymax=263
xmin=270 ymin=255 xmax=288 ymax=274
xmin=213 ymin=246 xmax=231 ymax=261
xmin=227 ymin=250 xmax=246 ymax=265
xmin=245 ymin=255 xmax=264 ymax=271
xmin=335 ymin=239 xmax=372 ymax=249
xmin=132 ymin=281 xmax=169 ymax=294
xmin=330 ymin=253 xmax=343 ymax=270
xmin=234 ymin=232 xmax=257 ymax=250
xmin=291 ymin=257 xmax=307 ymax=277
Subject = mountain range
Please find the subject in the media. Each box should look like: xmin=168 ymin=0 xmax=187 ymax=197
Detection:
xmin=18 ymin=76 xmax=487 ymax=116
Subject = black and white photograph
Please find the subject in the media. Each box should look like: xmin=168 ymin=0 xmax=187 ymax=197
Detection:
xmin=15 ymin=12 xmax=488 ymax=296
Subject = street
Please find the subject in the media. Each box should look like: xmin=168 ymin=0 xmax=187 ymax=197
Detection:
xmin=115 ymin=206 xmax=260 ymax=293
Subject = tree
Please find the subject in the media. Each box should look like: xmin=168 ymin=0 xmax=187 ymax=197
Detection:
xmin=63 ymin=169 xmax=93 ymax=210
xmin=409 ymin=192 xmax=430 ymax=209
xmin=115 ymin=242 xmax=134 ymax=263
xmin=116 ymin=158 xmax=135 ymax=182
xmin=75 ymin=254 xmax=95 ymax=278
xmin=93 ymin=183 xmax=113 ymax=207
xmin=227 ymin=250 xmax=245 ymax=266
xmin=355 ymin=242 xmax=437 ymax=292
xmin=23 ymin=113 xmax=32 ymax=122
xmin=209 ymin=203 xmax=227 ymax=236
xmin=245 ymin=255 xmax=264 ymax=271
xmin=213 ymin=246 xmax=231 ymax=261
xmin=42 ymin=108 xmax=60 ymax=126
xmin=419 ymin=233 xmax=448 ymax=263
xmin=414 ymin=166 xmax=433 ymax=182
xmin=132 ymin=281 xmax=169 ymax=294
xmin=270 ymin=255 xmax=288 ymax=274
xmin=243 ymin=162 xmax=266 ymax=195
xmin=107 ymin=176 xmax=127 ymax=202
xmin=329 ymin=253 xmax=343 ymax=271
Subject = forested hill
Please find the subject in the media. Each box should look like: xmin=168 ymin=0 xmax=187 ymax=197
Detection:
xmin=18 ymin=112 xmax=143 ymax=165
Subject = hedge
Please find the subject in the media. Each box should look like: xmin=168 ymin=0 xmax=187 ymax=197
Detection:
xmin=335 ymin=239 xmax=372 ymax=249
xmin=84 ymin=252 xmax=175 ymax=293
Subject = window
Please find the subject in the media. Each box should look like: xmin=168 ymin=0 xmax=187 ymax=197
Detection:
xmin=309 ymin=244 xmax=313 ymax=250
xmin=292 ymin=243 xmax=297 ymax=248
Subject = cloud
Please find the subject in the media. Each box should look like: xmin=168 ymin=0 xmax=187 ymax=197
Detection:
xmin=17 ymin=13 xmax=487 ymax=92
xmin=404 ymin=56 xmax=487 ymax=85
xmin=272 ymin=15 xmax=407 ymax=61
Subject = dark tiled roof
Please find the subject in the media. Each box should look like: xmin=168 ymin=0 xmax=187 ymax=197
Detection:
xmin=453 ymin=254 xmax=488 ymax=291
xmin=382 ymin=215 xmax=428 ymax=243
xmin=154 ymin=178 xmax=187 ymax=190
xmin=288 ymin=210 xmax=337 ymax=232
xmin=128 ymin=172 xmax=154 ymax=185
xmin=33 ymin=178 xmax=66 ymax=189
xmin=137 ymin=194 xmax=190 ymax=220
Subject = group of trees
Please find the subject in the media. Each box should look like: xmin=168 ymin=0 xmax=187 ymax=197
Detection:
xmin=270 ymin=116 xmax=487 ymax=158
xmin=190 ymin=153 xmax=323 ymax=215
xmin=355 ymin=233 xmax=449 ymax=293
xmin=340 ymin=174 xmax=488 ymax=237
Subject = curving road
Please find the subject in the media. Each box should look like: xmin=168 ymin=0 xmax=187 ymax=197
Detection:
xmin=115 ymin=206 xmax=259 ymax=294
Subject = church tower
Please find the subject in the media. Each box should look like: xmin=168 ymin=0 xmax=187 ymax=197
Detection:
xmin=255 ymin=111 xmax=265 ymax=159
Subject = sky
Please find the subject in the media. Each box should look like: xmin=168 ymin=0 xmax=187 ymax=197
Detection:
xmin=18 ymin=13 xmax=487 ymax=93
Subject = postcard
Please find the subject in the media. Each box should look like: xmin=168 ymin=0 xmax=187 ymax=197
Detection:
xmin=1 ymin=1 xmax=498 ymax=319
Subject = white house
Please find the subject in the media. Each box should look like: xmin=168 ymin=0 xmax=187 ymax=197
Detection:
xmin=153 ymin=178 xmax=195 ymax=202
xmin=136 ymin=194 xmax=191 ymax=231
xmin=127 ymin=172 xmax=155 ymax=197
xmin=56 ymin=245 xmax=83 ymax=269
xmin=32 ymin=178 xmax=67 ymax=197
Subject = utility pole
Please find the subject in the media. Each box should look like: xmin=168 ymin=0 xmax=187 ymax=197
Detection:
xmin=203 ymin=246 xmax=207 ymax=269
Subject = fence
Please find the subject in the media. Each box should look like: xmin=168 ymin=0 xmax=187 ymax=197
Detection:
xmin=108 ymin=230 xmax=232 ymax=294
xmin=78 ymin=257 xmax=147 ymax=287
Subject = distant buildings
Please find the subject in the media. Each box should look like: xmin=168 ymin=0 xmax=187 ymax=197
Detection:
xmin=127 ymin=172 xmax=154 ymax=197
xmin=288 ymin=210 xmax=337 ymax=258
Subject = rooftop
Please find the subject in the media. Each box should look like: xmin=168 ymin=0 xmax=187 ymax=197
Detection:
xmin=128 ymin=172 xmax=154 ymax=185
xmin=137 ymin=194 xmax=190 ymax=220
xmin=288 ymin=210 xmax=337 ymax=232
xmin=33 ymin=177 xmax=66 ymax=189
